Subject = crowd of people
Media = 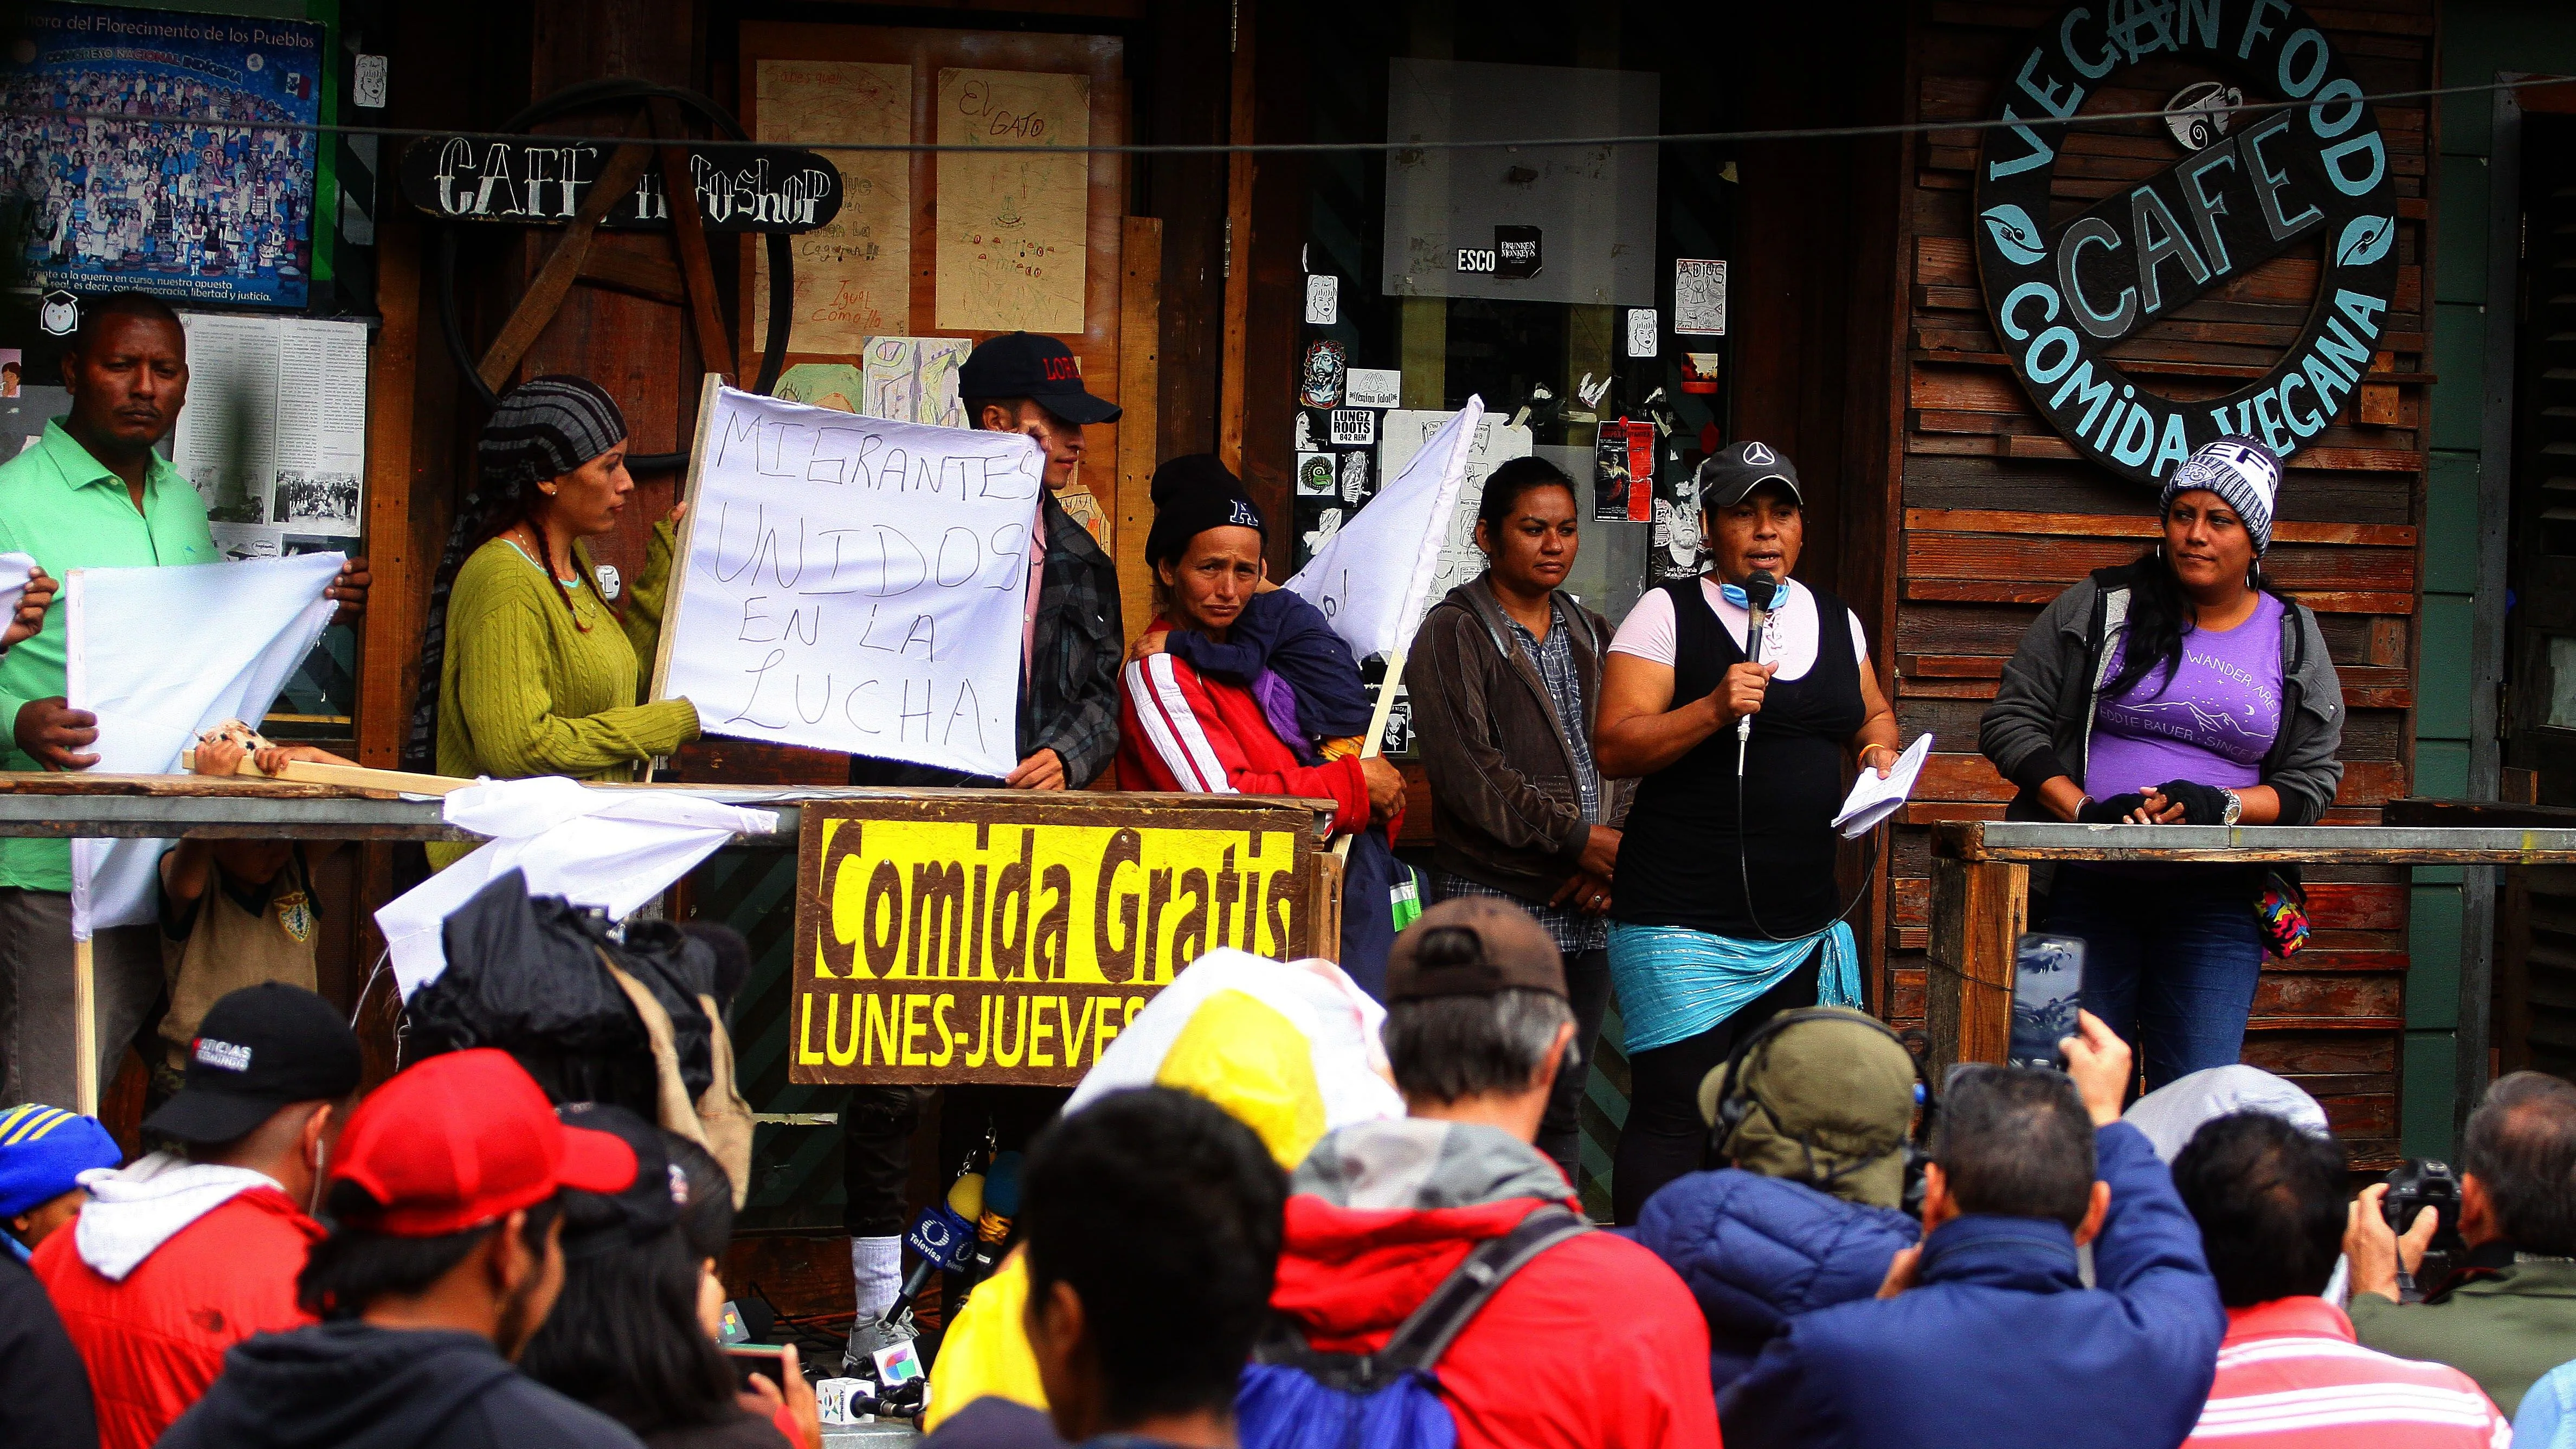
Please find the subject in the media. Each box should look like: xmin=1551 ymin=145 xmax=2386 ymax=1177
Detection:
xmin=0 ymin=66 xmax=316 ymax=288
xmin=15 ymin=901 xmax=2573 ymax=1448
xmin=0 ymin=301 xmax=2548 ymax=1448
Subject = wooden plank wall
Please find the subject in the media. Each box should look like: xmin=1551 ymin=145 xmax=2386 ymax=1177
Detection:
xmin=1885 ymin=0 xmax=2435 ymax=1165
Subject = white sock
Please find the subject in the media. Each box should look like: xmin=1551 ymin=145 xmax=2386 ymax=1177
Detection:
xmin=851 ymin=1235 xmax=903 ymax=1321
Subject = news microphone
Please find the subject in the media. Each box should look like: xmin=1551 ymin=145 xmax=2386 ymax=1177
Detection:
xmin=949 ymin=1150 xmax=1024 ymax=1313
xmin=882 ymin=1201 xmax=977 ymax=1326
xmin=1737 ymin=570 xmax=1778 ymax=753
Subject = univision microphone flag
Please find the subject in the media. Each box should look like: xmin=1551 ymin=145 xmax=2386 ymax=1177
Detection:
xmin=1284 ymin=396 xmax=1483 ymax=661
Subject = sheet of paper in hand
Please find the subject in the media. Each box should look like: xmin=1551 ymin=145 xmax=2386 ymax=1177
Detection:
xmin=653 ymin=382 xmax=1045 ymax=780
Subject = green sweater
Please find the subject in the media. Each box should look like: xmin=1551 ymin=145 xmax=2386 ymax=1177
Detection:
xmin=2348 ymin=1258 xmax=2576 ymax=1416
xmin=435 ymin=522 xmax=699 ymax=787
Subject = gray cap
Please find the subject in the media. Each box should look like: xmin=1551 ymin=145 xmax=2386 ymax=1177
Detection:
xmin=1699 ymin=440 xmax=1803 ymax=510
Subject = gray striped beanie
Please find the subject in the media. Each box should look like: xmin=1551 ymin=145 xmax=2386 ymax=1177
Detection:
xmin=478 ymin=375 xmax=628 ymax=492
xmin=2161 ymin=436 xmax=2281 ymax=556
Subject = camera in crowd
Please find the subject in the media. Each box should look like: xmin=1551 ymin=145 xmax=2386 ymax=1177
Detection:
xmin=2381 ymin=1157 xmax=2465 ymax=1300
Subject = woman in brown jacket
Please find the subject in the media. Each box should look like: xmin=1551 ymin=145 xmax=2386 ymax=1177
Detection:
xmin=1408 ymin=456 xmax=1632 ymax=1186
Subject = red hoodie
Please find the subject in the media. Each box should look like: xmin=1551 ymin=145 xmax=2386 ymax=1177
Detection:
xmin=35 ymin=1172 xmax=321 ymax=1449
xmin=1117 ymin=645 xmax=1381 ymax=834
xmin=1273 ymin=1123 xmax=1721 ymax=1449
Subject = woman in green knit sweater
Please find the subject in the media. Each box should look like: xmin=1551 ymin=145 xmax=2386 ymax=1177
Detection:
xmin=415 ymin=378 xmax=700 ymax=864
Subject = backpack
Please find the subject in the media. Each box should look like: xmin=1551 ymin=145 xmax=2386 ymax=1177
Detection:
xmin=1237 ymin=1206 xmax=1591 ymax=1449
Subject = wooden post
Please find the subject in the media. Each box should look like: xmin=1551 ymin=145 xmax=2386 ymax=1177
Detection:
xmin=1216 ymin=0 xmax=1256 ymax=472
xmin=1925 ymin=855 xmax=2025 ymax=1084
xmin=73 ymin=935 xmax=96 ymax=1115
xmin=1117 ymin=217 xmax=1164 ymax=650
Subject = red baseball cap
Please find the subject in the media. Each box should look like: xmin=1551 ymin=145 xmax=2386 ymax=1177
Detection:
xmin=327 ymin=1049 xmax=637 ymax=1237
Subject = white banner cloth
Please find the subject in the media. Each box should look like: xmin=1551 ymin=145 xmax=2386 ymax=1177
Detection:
xmin=375 ymin=776 xmax=779 ymax=999
xmin=656 ymin=386 xmax=1045 ymax=779
xmin=1284 ymin=397 xmax=1483 ymax=660
xmin=65 ymin=553 xmax=341 ymax=938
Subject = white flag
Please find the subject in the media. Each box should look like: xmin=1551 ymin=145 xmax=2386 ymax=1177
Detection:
xmin=373 ymin=776 xmax=778 ymax=999
xmin=1285 ymin=397 xmax=1483 ymax=661
xmin=66 ymin=553 xmax=342 ymax=939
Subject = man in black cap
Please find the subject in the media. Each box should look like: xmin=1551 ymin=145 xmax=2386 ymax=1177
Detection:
xmin=33 ymin=981 xmax=363 ymax=1448
xmin=842 ymin=332 xmax=1129 ymax=1343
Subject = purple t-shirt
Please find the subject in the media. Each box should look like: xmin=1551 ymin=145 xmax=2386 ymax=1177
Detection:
xmin=2085 ymin=592 xmax=2285 ymax=798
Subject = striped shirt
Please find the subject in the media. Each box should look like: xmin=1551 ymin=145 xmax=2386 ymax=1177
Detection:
xmin=2186 ymin=1296 xmax=2510 ymax=1447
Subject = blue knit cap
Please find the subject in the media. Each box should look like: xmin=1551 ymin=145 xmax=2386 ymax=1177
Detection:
xmin=2162 ymin=436 xmax=2281 ymax=556
xmin=0 ymin=1104 xmax=120 ymax=1218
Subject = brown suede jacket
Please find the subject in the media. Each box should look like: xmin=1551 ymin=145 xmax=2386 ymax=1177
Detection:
xmin=1409 ymin=576 xmax=1634 ymax=903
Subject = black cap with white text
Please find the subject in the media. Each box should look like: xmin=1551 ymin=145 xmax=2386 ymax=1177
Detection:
xmin=143 ymin=983 xmax=363 ymax=1144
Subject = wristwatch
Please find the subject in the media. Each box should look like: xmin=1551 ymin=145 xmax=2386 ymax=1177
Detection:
xmin=2220 ymin=789 xmax=2243 ymax=827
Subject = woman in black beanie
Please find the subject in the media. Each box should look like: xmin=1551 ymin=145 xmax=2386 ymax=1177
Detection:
xmin=1117 ymin=455 xmax=1407 ymax=987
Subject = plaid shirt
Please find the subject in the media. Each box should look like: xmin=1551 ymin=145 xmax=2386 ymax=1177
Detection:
xmin=1442 ymin=602 xmax=1607 ymax=954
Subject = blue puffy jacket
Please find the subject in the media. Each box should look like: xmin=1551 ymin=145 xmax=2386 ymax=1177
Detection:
xmin=1630 ymin=1168 xmax=1919 ymax=1393
xmin=1716 ymin=1120 xmax=2224 ymax=1449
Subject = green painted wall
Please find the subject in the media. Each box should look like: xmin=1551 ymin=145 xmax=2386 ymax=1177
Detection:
xmin=2416 ymin=2 xmax=2576 ymax=1154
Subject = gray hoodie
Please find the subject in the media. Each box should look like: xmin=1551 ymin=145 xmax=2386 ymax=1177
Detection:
xmin=1978 ymin=562 xmax=2345 ymax=827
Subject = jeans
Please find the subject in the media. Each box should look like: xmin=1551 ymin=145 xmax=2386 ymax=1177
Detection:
xmin=1538 ymin=945 xmax=1611 ymax=1192
xmin=1611 ymin=951 xmax=1821 ymax=1226
xmin=2039 ymin=865 xmax=2266 ymax=1092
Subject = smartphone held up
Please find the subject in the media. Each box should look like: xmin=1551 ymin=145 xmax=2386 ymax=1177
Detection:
xmin=2010 ymin=933 xmax=2085 ymax=1071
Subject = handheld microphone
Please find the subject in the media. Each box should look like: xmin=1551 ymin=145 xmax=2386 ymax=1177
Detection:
xmin=949 ymin=1151 xmax=1024 ymax=1313
xmin=1736 ymin=570 xmax=1778 ymax=752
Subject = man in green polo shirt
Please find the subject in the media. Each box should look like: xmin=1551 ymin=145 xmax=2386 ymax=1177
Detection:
xmin=0 ymin=291 xmax=369 ymax=1107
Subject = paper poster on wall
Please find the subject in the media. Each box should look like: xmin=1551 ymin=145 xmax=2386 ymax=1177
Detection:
xmin=1379 ymin=408 xmax=1534 ymax=603
xmin=935 ymin=68 xmax=1090 ymax=334
xmin=1347 ymin=369 xmax=1402 ymax=409
xmin=753 ymin=60 xmax=914 ymax=352
xmin=4 ymin=3 xmax=326 ymax=308
xmin=171 ymin=313 xmax=368 ymax=537
xmin=1676 ymin=259 xmax=1728 ymax=336
xmin=1304 ymin=273 xmax=1338 ymax=325
xmin=861 ymin=336 xmax=971 ymax=427
xmin=653 ymin=385 xmax=1045 ymax=780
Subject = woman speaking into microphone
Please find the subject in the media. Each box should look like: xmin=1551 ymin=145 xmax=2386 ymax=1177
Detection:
xmin=1593 ymin=441 xmax=1900 ymax=1223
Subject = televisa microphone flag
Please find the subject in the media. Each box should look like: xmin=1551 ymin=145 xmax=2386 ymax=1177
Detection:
xmin=65 ymin=552 xmax=342 ymax=939
xmin=1285 ymin=395 xmax=1484 ymax=662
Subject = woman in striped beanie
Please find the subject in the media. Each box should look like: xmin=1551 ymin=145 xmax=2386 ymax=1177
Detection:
xmin=1980 ymin=437 xmax=2347 ymax=1090
xmin=411 ymin=377 xmax=700 ymax=865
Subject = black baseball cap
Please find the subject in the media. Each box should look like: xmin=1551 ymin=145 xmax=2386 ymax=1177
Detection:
xmin=552 ymin=1102 xmax=683 ymax=1256
xmin=1386 ymin=898 xmax=1568 ymax=1002
xmin=1699 ymin=440 xmax=1804 ymax=509
xmin=959 ymin=332 xmax=1122 ymax=426
xmin=144 ymin=983 xmax=363 ymax=1144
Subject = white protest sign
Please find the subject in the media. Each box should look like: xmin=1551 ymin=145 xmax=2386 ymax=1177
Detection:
xmin=653 ymin=382 xmax=1044 ymax=780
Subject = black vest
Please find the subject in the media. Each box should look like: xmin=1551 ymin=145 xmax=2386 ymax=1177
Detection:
xmin=1613 ymin=579 xmax=1866 ymax=938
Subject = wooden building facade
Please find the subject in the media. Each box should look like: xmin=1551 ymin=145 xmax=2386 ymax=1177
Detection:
xmin=311 ymin=0 xmax=2462 ymax=1216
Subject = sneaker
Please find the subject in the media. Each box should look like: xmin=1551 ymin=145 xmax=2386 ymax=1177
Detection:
xmin=842 ymin=1312 xmax=916 ymax=1376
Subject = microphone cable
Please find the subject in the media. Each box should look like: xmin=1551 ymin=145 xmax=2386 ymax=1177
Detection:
xmin=1727 ymin=581 xmax=1886 ymax=949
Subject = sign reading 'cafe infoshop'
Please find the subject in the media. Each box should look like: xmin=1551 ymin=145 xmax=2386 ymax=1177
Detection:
xmin=1972 ymin=0 xmax=2399 ymax=487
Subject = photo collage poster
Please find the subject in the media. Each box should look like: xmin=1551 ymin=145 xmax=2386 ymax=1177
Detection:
xmin=2 ymin=3 xmax=327 ymax=308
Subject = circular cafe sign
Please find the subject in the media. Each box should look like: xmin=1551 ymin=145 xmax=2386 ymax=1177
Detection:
xmin=1972 ymin=0 xmax=2399 ymax=487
